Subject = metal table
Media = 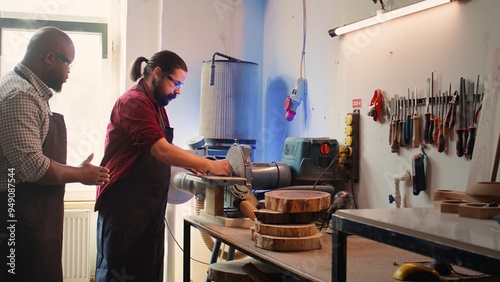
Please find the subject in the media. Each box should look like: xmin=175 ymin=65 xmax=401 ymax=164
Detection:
xmin=183 ymin=215 xmax=333 ymax=282
xmin=331 ymin=207 xmax=500 ymax=282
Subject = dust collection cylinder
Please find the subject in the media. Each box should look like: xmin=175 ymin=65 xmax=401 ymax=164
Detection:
xmin=199 ymin=52 xmax=258 ymax=158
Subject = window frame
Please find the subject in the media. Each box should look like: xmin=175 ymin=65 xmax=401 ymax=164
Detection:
xmin=0 ymin=17 xmax=107 ymax=58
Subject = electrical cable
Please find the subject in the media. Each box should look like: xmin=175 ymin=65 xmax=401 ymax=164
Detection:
xmin=350 ymin=179 xmax=358 ymax=209
xmin=299 ymin=0 xmax=307 ymax=79
xmin=284 ymin=0 xmax=308 ymax=122
xmin=312 ymin=150 xmax=341 ymax=190
xmin=164 ymin=215 xmax=209 ymax=267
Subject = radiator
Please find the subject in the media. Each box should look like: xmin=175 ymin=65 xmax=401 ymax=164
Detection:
xmin=63 ymin=209 xmax=91 ymax=282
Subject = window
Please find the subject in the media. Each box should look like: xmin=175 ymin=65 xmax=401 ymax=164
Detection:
xmin=1 ymin=1 xmax=118 ymax=200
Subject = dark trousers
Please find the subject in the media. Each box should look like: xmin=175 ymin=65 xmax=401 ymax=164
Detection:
xmin=95 ymin=181 xmax=168 ymax=282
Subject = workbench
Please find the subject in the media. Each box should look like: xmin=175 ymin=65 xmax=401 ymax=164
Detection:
xmin=183 ymin=215 xmax=331 ymax=281
xmin=183 ymin=215 xmax=440 ymax=282
xmin=331 ymin=207 xmax=500 ymax=282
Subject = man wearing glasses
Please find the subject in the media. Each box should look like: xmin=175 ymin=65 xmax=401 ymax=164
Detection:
xmin=0 ymin=26 xmax=110 ymax=282
xmin=95 ymin=50 xmax=232 ymax=282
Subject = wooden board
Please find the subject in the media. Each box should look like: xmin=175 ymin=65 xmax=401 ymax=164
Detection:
xmin=440 ymin=200 xmax=469 ymax=214
xmin=253 ymin=208 xmax=320 ymax=224
xmin=458 ymin=203 xmax=500 ymax=219
xmin=252 ymin=231 xmax=323 ymax=251
xmin=253 ymin=220 xmax=318 ymax=238
xmin=465 ymin=182 xmax=500 ymax=203
xmin=264 ymin=190 xmax=331 ymax=213
xmin=207 ymin=258 xmax=284 ymax=282
xmin=467 ymin=47 xmax=500 ymax=188
xmin=433 ymin=190 xmax=480 ymax=202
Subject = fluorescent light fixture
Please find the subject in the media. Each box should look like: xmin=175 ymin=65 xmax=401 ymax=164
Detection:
xmin=328 ymin=0 xmax=455 ymax=37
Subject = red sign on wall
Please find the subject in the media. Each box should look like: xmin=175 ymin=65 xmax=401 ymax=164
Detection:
xmin=352 ymin=98 xmax=362 ymax=109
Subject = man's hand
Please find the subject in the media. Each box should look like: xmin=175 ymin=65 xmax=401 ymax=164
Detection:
xmin=80 ymin=153 xmax=110 ymax=185
xmin=206 ymin=159 xmax=232 ymax=176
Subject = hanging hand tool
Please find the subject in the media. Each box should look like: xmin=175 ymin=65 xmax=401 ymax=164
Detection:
xmin=456 ymin=78 xmax=466 ymax=157
xmin=437 ymin=90 xmax=447 ymax=153
xmin=396 ymin=97 xmax=402 ymax=145
xmin=389 ymin=97 xmax=394 ymax=145
xmin=473 ymin=86 xmax=483 ymax=126
xmin=405 ymin=89 xmax=413 ymax=145
xmin=450 ymin=90 xmax=458 ymax=131
xmin=465 ymin=75 xmax=479 ymax=158
xmin=433 ymin=90 xmax=441 ymax=145
xmin=391 ymin=96 xmax=401 ymax=153
xmin=412 ymin=151 xmax=426 ymax=195
xmin=443 ymin=84 xmax=452 ymax=138
xmin=400 ymin=97 xmax=406 ymax=147
xmin=428 ymin=73 xmax=435 ymax=144
xmin=412 ymin=89 xmax=421 ymax=148
xmin=423 ymin=77 xmax=432 ymax=144
xmin=391 ymin=96 xmax=399 ymax=153
xmin=462 ymin=79 xmax=470 ymax=155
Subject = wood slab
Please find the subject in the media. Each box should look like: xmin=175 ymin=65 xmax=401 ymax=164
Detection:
xmin=264 ymin=190 xmax=331 ymax=213
xmin=465 ymin=182 xmax=500 ymax=203
xmin=241 ymin=262 xmax=276 ymax=282
xmin=253 ymin=208 xmax=320 ymax=224
xmin=253 ymin=220 xmax=318 ymax=238
xmin=207 ymin=258 xmax=284 ymax=282
xmin=253 ymin=231 xmax=323 ymax=251
xmin=440 ymin=200 xmax=469 ymax=214
xmin=433 ymin=190 xmax=480 ymax=202
xmin=458 ymin=203 xmax=500 ymax=219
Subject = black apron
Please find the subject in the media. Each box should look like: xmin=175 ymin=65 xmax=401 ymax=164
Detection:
xmin=96 ymin=89 xmax=174 ymax=282
xmin=1 ymin=112 xmax=67 ymax=282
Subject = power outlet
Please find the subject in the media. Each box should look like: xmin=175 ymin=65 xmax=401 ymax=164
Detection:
xmin=342 ymin=111 xmax=360 ymax=183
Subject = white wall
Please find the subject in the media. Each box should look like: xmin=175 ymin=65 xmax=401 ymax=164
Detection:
xmin=263 ymin=0 xmax=500 ymax=209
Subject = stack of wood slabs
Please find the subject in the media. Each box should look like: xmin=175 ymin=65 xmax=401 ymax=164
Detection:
xmin=251 ymin=190 xmax=331 ymax=252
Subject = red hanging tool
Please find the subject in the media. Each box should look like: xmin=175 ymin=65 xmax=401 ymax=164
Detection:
xmin=368 ymin=89 xmax=384 ymax=122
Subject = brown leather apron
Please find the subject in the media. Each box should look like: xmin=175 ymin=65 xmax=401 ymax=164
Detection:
xmin=1 ymin=112 xmax=67 ymax=282
xmin=96 ymin=87 xmax=173 ymax=282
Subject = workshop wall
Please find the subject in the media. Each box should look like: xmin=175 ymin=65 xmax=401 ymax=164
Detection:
xmin=132 ymin=0 xmax=500 ymax=280
xmin=262 ymin=0 xmax=500 ymax=209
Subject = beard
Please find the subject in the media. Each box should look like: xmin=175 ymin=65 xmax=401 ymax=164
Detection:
xmin=153 ymin=85 xmax=177 ymax=106
xmin=46 ymin=70 xmax=64 ymax=92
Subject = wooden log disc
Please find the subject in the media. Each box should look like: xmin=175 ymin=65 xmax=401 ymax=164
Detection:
xmin=254 ymin=220 xmax=318 ymax=237
xmin=265 ymin=190 xmax=331 ymax=213
xmin=207 ymin=258 xmax=283 ymax=282
xmin=253 ymin=208 xmax=320 ymax=224
xmin=253 ymin=231 xmax=323 ymax=251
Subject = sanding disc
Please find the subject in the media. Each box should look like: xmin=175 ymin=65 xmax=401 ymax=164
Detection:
xmin=226 ymin=144 xmax=251 ymax=179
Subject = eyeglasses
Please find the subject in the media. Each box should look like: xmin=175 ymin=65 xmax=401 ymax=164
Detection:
xmin=50 ymin=52 xmax=72 ymax=68
xmin=162 ymin=71 xmax=184 ymax=88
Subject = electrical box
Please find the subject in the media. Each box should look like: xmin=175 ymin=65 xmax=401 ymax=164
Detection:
xmin=281 ymin=137 xmax=339 ymax=185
